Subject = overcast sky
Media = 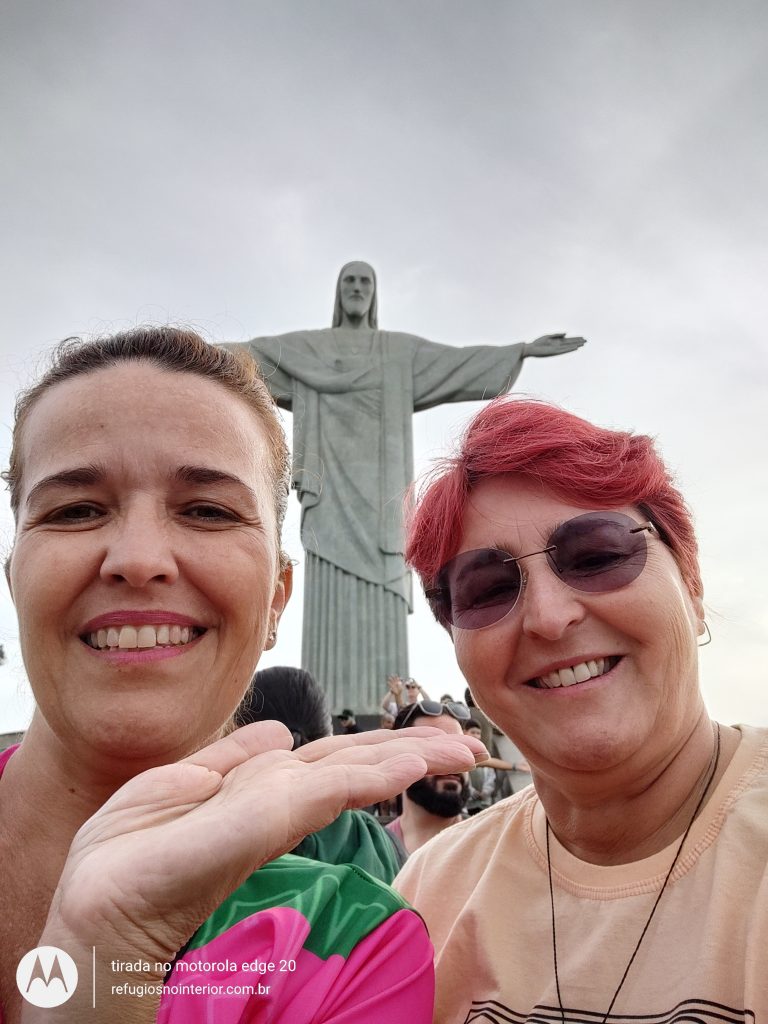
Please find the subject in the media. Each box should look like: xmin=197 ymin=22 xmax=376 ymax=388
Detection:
xmin=1 ymin=0 xmax=767 ymax=732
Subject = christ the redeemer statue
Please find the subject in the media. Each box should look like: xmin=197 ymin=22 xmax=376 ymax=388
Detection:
xmin=231 ymin=261 xmax=585 ymax=713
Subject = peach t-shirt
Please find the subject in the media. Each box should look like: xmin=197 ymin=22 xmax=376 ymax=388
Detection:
xmin=396 ymin=725 xmax=768 ymax=1024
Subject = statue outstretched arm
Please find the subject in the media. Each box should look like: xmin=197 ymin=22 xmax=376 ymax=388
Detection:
xmin=410 ymin=336 xmax=527 ymax=411
xmin=523 ymin=333 xmax=587 ymax=357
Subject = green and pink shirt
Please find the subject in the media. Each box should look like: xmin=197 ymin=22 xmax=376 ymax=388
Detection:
xmin=0 ymin=744 xmax=434 ymax=1023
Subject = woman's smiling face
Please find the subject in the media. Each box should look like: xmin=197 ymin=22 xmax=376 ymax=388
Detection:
xmin=451 ymin=475 xmax=705 ymax=779
xmin=9 ymin=362 xmax=291 ymax=767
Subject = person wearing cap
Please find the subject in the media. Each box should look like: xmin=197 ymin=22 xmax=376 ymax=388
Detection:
xmin=386 ymin=701 xmax=472 ymax=856
xmin=337 ymin=708 xmax=361 ymax=734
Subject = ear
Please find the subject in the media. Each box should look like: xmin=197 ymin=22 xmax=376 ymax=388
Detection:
xmin=4 ymin=554 xmax=12 ymax=600
xmin=267 ymin=561 xmax=293 ymax=639
xmin=690 ymin=590 xmax=705 ymax=635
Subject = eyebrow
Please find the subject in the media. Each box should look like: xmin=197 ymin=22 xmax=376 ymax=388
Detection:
xmin=25 ymin=463 xmax=257 ymax=507
xmin=25 ymin=464 xmax=106 ymax=508
xmin=173 ymin=465 xmax=253 ymax=493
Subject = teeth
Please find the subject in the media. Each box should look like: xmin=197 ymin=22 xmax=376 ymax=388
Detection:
xmin=119 ymin=626 xmax=138 ymax=649
xmin=573 ymin=663 xmax=592 ymax=683
xmin=84 ymin=624 xmax=201 ymax=651
xmin=536 ymin=657 xmax=616 ymax=689
xmin=137 ymin=626 xmax=156 ymax=649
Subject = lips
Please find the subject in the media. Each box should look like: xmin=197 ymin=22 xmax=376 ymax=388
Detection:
xmin=79 ymin=611 xmax=207 ymax=652
xmin=83 ymin=624 xmax=205 ymax=651
xmin=434 ymin=773 xmax=463 ymax=787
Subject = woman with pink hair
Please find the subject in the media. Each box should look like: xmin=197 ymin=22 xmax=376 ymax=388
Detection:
xmin=396 ymin=397 xmax=767 ymax=1023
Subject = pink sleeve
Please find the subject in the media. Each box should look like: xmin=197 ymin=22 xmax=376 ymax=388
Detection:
xmin=315 ymin=908 xmax=434 ymax=1023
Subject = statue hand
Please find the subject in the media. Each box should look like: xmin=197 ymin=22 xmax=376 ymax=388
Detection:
xmin=525 ymin=334 xmax=587 ymax=357
xmin=48 ymin=723 xmax=486 ymax=964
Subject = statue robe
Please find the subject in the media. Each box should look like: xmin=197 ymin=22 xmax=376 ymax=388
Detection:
xmin=237 ymin=328 xmax=525 ymax=713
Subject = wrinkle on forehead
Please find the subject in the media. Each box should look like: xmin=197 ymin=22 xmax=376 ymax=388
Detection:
xmin=16 ymin=364 xmax=272 ymax=514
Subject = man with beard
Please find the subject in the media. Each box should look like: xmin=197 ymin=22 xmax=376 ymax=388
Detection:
xmin=385 ymin=701 xmax=472 ymax=856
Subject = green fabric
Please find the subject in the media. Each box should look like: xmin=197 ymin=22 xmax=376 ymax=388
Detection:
xmin=186 ymin=854 xmax=412 ymax=961
xmin=292 ymin=809 xmax=402 ymax=883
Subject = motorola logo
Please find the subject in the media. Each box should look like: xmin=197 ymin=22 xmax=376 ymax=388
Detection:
xmin=16 ymin=946 xmax=78 ymax=1008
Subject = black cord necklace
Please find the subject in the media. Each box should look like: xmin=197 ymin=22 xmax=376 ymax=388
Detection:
xmin=546 ymin=723 xmax=721 ymax=1024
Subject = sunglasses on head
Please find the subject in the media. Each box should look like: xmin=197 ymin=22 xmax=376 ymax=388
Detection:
xmin=397 ymin=699 xmax=471 ymax=729
xmin=426 ymin=511 xmax=655 ymax=631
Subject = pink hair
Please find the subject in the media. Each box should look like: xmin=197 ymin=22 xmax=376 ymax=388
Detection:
xmin=406 ymin=397 xmax=702 ymax=599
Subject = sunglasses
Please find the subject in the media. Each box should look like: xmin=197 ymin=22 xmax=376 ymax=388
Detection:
xmin=397 ymin=700 xmax=471 ymax=729
xmin=426 ymin=511 xmax=654 ymax=631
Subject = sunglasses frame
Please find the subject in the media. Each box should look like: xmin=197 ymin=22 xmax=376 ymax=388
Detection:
xmin=425 ymin=511 xmax=655 ymax=632
xmin=396 ymin=699 xmax=471 ymax=729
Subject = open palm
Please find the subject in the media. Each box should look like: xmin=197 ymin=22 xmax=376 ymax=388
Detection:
xmin=50 ymin=723 xmax=483 ymax=963
xmin=527 ymin=333 xmax=586 ymax=356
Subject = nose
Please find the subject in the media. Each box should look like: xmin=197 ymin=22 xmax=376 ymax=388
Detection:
xmin=99 ymin=503 xmax=179 ymax=588
xmin=519 ymin=554 xmax=586 ymax=641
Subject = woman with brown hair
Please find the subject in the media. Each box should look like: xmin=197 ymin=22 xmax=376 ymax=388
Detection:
xmin=0 ymin=327 xmax=484 ymax=1024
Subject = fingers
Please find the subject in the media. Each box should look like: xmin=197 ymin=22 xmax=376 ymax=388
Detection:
xmin=294 ymin=728 xmax=487 ymax=772
xmin=183 ymin=721 xmax=294 ymax=775
xmin=292 ymin=755 xmax=432 ymax=824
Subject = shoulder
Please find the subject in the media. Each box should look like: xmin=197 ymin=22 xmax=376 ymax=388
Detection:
xmin=293 ymin=809 xmax=402 ymax=883
xmin=162 ymin=860 xmax=433 ymax=1022
xmin=716 ymin=725 xmax=768 ymax=832
xmin=191 ymin=853 xmax=413 ymax=960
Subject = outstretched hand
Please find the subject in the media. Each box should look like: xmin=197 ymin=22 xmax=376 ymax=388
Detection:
xmin=525 ymin=333 xmax=586 ymax=357
xmin=47 ymin=723 xmax=487 ymax=965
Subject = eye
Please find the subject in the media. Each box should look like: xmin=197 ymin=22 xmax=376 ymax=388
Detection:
xmin=46 ymin=503 xmax=104 ymax=524
xmin=455 ymin=573 xmax=522 ymax=611
xmin=465 ymin=582 xmax=520 ymax=609
xmin=560 ymin=546 xmax=632 ymax=576
xmin=182 ymin=504 xmax=239 ymax=523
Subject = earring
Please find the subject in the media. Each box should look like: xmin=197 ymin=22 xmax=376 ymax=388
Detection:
xmin=697 ymin=621 xmax=712 ymax=647
xmin=267 ymin=628 xmax=277 ymax=645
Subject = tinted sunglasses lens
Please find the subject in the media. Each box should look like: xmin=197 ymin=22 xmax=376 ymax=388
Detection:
xmin=547 ymin=512 xmax=648 ymax=592
xmin=446 ymin=702 xmax=471 ymax=721
xmin=434 ymin=548 xmax=523 ymax=629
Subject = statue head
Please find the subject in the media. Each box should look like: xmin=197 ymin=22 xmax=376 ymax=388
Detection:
xmin=332 ymin=261 xmax=378 ymax=328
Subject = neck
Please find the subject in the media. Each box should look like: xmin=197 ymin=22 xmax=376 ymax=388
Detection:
xmin=399 ymin=795 xmax=462 ymax=854
xmin=0 ymin=712 xmax=217 ymax=862
xmin=534 ymin=713 xmax=738 ymax=865
xmin=338 ymin=312 xmax=369 ymax=330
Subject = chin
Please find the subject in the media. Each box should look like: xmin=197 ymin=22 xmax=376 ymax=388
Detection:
xmin=70 ymin=705 xmax=218 ymax=772
xmin=547 ymin=722 xmax=648 ymax=774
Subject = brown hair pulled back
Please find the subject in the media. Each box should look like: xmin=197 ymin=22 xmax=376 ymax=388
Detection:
xmin=3 ymin=326 xmax=291 ymax=563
